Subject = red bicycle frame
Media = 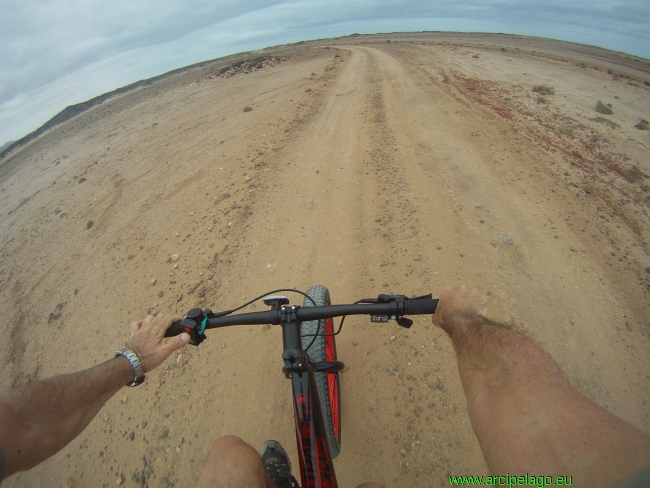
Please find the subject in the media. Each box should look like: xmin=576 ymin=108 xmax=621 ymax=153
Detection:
xmin=282 ymin=318 xmax=345 ymax=488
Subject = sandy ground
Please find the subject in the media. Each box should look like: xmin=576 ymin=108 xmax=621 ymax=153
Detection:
xmin=1 ymin=32 xmax=649 ymax=487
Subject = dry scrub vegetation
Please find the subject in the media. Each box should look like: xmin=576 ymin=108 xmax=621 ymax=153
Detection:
xmin=449 ymin=68 xmax=650 ymax=244
xmin=532 ymin=84 xmax=556 ymax=95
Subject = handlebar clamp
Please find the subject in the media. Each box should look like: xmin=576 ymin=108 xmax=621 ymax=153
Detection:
xmin=279 ymin=305 xmax=299 ymax=323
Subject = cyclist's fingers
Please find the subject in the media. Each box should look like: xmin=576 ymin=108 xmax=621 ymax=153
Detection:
xmin=130 ymin=320 xmax=142 ymax=337
xmin=159 ymin=313 xmax=183 ymax=330
xmin=148 ymin=313 xmax=164 ymax=331
xmin=162 ymin=332 xmax=190 ymax=356
xmin=141 ymin=314 xmax=155 ymax=328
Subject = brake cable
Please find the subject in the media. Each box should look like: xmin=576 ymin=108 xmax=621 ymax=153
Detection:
xmin=217 ymin=290 xmax=426 ymax=353
xmin=302 ymin=300 xmax=366 ymax=352
xmin=214 ymin=288 xmax=322 ymax=350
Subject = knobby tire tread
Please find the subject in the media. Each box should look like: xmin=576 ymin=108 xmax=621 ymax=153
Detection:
xmin=301 ymin=285 xmax=341 ymax=458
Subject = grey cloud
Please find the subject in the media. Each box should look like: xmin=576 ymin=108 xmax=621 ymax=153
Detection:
xmin=0 ymin=0 xmax=301 ymax=102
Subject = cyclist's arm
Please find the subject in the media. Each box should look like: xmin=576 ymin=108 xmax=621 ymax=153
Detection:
xmin=0 ymin=313 xmax=188 ymax=480
xmin=433 ymin=286 xmax=650 ymax=488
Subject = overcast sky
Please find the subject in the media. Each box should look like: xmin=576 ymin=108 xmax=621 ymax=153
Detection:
xmin=1 ymin=0 xmax=648 ymax=146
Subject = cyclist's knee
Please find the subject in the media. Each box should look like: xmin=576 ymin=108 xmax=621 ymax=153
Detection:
xmin=199 ymin=435 xmax=266 ymax=487
xmin=209 ymin=435 xmax=248 ymax=456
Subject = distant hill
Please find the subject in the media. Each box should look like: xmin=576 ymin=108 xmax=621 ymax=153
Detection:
xmin=0 ymin=141 xmax=15 ymax=153
xmin=0 ymin=55 xmax=243 ymax=161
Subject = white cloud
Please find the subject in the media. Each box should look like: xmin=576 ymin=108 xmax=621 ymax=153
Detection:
xmin=1 ymin=0 xmax=648 ymax=145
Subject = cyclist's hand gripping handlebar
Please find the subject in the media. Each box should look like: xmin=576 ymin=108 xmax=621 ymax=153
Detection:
xmin=165 ymin=308 xmax=208 ymax=346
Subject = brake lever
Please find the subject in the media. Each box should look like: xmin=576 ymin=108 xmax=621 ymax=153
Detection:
xmin=396 ymin=318 xmax=413 ymax=328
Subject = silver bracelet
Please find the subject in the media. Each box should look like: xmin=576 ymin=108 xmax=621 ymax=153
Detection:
xmin=115 ymin=348 xmax=145 ymax=387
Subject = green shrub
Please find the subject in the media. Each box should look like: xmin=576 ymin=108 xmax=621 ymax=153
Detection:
xmin=623 ymin=166 xmax=647 ymax=183
xmin=532 ymin=84 xmax=556 ymax=95
xmin=590 ymin=116 xmax=620 ymax=129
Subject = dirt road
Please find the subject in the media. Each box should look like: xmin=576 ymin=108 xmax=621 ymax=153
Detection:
xmin=1 ymin=34 xmax=649 ymax=487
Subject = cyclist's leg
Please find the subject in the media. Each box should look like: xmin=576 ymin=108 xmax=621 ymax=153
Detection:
xmin=197 ymin=435 xmax=273 ymax=488
xmin=197 ymin=436 xmax=384 ymax=488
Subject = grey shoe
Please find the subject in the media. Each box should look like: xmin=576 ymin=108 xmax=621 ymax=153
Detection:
xmin=260 ymin=440 xmax=295 ymax=488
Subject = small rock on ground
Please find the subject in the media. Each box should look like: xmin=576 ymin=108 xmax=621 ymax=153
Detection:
xmin=596 ymin=100 xmax=613 ymax=114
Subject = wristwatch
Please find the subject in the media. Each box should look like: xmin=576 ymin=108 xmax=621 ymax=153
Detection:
xmin=115 ymin=348 xmax=146 ymax=386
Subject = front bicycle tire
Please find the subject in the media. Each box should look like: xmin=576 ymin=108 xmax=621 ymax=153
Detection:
xmin=301 ymin=285 xmax=342 ymax=458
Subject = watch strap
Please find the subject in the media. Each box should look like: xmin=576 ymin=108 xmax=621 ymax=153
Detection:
xmin=115 ymin=348 xmax=145 ymax=387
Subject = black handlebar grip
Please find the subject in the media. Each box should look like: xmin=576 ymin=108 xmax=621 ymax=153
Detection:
xmin=165 ymin=320 xmax=184 ymax=338
xmin=405 ymin=298 xmax=439 ymax=315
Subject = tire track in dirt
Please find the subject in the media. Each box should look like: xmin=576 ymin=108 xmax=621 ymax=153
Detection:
xmin=340 ymin=47 xmax=488 ymax=485
xmin=219 ymin=45 xmax=490 ymax=486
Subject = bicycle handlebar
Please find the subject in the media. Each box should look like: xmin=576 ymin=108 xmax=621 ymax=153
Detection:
xmin=164 ymin=297 xmax=438 ymax=340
